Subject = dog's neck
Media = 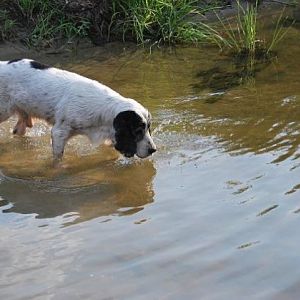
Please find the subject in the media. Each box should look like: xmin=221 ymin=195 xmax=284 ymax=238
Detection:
xmin=86 ymin=125 xmax=115 ymax=146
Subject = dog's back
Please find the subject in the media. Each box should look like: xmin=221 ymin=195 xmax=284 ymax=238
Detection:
xmin=0 ymin=59 xmax=122 ymax=123
xmin=1 ymin=59 xmax=147 ymax=124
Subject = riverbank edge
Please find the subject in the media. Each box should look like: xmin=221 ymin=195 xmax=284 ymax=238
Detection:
xmin=0 ymin=0 xmax=298 ymax=59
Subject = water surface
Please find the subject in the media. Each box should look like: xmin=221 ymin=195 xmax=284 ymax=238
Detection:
xmin=1 ymin=20 xmax=300 ymax=300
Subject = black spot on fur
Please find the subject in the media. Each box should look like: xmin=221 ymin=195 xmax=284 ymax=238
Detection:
xmin=8 ymin=58 xmax=23 ymax=64
xmin=30 ymin=60 xmax=50 ymax=70
xmin=113 ymin=110 xmax=145 ymax=157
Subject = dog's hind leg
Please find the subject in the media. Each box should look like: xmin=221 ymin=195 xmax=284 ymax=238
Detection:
xmin=0 ymin=105 xmax=11 ymax=124
xmin=51 ymin=123 xmax=72 ymax=163
xmin=13 ymin=110 xmax=33 ymax=136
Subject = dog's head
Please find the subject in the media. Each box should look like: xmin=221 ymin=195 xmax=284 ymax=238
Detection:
xmin=113 ymin=110 xmax=156 ymax=158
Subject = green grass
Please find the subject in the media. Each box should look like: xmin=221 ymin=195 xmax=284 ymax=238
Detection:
xmin=211 ymin=0 xmax=291 ymax=57
xmin=0 ymin=9 xmax=16 ymax=40
xmin=20 ymin=0 xmax=90 ymax=47
xmin=1 ymin=0 xmax=90 ymax=47
xmin=109 ymin=0 xmax=290 ymax=55
xmin=0 ymin=0 xmax=292 ymax=53
xmin=17 ymin=0 xmax=41 ymax=20
xmin=266 ymin=8 xmax=292 ymax=54
xmin=212 ymin=0 xmax=262 ymax=54
xmin=110 ymin=0 xmax=212 ymax=45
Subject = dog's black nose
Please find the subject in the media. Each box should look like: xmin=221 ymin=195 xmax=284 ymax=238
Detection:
xmin=148 ymin=148 xmax=156 ymax=155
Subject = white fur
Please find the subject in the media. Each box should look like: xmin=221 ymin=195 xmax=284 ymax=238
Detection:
xmin=0 ymin=59 xmax=156 ymax=161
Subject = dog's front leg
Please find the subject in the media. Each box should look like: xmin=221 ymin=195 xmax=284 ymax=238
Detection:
xmin=51 ymin=124 xmax=71 ymax=164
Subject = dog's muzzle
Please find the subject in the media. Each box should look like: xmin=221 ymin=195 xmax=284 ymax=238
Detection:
xmin=122 ymin=146 xmax=156 ymax=158
xmin=135 ymin=136 xmax=157 ymax=158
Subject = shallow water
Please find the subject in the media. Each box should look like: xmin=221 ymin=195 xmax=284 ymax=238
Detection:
xmin=1 ymin=20 xmax=300 ymax=300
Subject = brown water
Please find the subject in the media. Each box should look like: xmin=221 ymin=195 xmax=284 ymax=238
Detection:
xmin=1 ymin=21 xmax=300 ymax=299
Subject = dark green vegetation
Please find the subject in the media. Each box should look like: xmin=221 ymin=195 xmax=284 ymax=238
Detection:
xmin=0 ymin=8 xmax=16 ymax=41
xmin=0 ymin=0 xmax=297 ymax=56
xmin=0 ymin=0 xmax=90 ymax=47
xmin=110 ymin=0 xmax=213 ymax=44
xmin=211 ymin=0 xmax=293 ymax=59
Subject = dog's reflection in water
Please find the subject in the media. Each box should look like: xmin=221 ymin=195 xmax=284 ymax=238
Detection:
xmin=0 ymin=159 xmax=156 ymax=226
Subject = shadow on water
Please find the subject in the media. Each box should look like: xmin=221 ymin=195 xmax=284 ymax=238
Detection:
xmin=193 ymin=51 xmax=274 ymax=102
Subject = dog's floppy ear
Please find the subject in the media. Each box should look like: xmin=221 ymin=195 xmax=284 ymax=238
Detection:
xmin=113 ymin=110 xmax=144 ymax=133
xmin=113 ymin=111 xmax=128 ymax=132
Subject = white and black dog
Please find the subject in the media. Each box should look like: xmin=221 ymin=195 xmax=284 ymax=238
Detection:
xmin=0 ymin=58 xmax=156 ymax=162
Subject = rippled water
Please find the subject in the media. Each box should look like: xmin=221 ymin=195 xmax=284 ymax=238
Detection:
xmin=1 ymin=17 xmax=300 ymax=299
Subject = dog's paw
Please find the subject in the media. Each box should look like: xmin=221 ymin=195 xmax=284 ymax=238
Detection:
xmin=53 ymin=160 xmax=69 ymax=169
xmin=13 ymin=124 xmax=26 ymax=136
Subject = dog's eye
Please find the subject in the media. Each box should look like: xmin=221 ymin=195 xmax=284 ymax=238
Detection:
xmin=135 ymin=128 xmax=143 ymax=136
xmin=134 ymin=128 xmax=144 ymax=140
